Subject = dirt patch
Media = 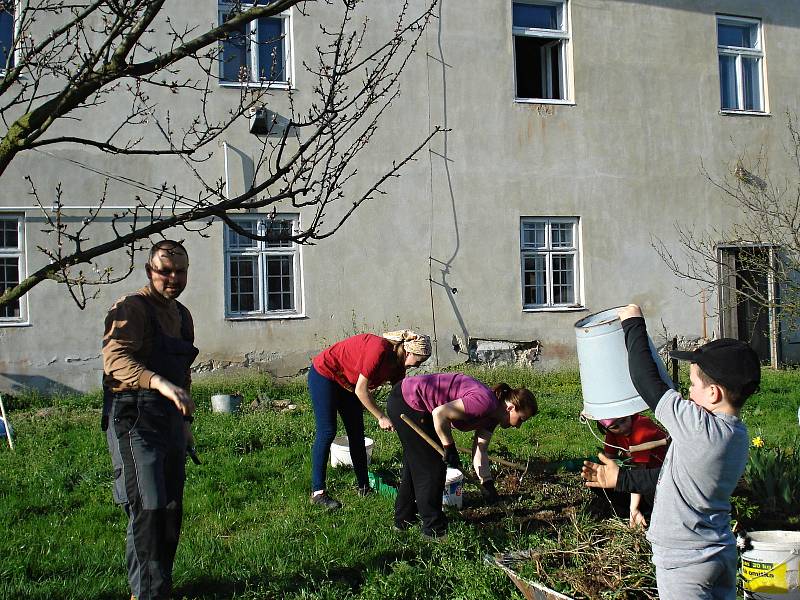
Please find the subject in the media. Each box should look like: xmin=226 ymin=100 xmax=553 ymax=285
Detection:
xmin=460 ymin=469 xmax=597 ymax=534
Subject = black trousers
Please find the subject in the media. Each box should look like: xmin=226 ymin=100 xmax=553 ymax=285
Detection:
xmin=387 ymin=384 xmax=447 ymax=536
xmin=106 ymin=391 xmax=186 ymax=600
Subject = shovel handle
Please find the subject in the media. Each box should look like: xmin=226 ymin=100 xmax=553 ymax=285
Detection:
xmin=398 ymin=413 xmax=530 ymax=472
xmin=400 ymin=413 xmax=445 ymax=457
xmin=456 ymin=446 xmax=528 ymax=472
xmin=627 ymin=438 xmax=669 ymax=453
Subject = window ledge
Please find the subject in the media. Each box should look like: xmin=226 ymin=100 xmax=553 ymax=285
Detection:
xmin=225 ymin=313 xmax=307 ymax=321
xmin=0 ymin=320 xmax=31 ymax=328
xmin=219 ymin=81 xmax=292 ymax=91
xmin=523 ymin=306 xmax=586 ymax=313
xmin=514 ymin=98 xmax=575 ymax=106
xmin=719 ymin=109 xmax=770 ymax=117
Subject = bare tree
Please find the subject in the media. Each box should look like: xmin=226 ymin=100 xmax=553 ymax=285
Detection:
xmin=653 ymin=112 xmax=800 ymax=331
xmin=0 ymin=0 xmax=440 ymax=309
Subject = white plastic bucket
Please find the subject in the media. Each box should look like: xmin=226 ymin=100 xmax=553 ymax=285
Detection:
xmin=329 ymin=435 xmax=374 ymax=468
xmin=442 ymin=467 xmax=463 ymax=509
xmin=574 ymin=307 xmax=673 ymax=420
xmin=742 ymin=530 xmax=800 ymax=599
xmin=211 ymin=394 xmax=242 ymax=414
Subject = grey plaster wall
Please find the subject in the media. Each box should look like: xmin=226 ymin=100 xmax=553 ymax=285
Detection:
xmin=2 ymin=0 xmax=800 ymax=393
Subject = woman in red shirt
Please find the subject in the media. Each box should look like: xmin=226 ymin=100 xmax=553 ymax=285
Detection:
xmin=598 ymin=413 xmax=668 ymax=527
xmin=309 ymin=330 xmax=431 ymax=509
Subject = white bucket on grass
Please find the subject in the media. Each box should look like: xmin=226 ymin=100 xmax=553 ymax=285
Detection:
xmin=574 ymin=306 xmax=673 ymax=420
xmin=442 ymin=468 xmax=463 ymax=509
xmin=211 ymin=394 xmax=242 ymax=414
xmin=330 ymin=435 xmax=374 ymax=468
xmin=742 ymin=530 xmax=800 ymax=600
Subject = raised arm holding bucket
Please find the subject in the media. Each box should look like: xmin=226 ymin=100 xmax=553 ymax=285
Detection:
xmin=582 ymin=304 xmax=761 ymax=600
xmin=386 ymin=373 xmax=537 ymax=538
xmin=308 ymin=330 xmax=431 ymax=510
xmin=574 ymin=305 xmax=674 ymax=421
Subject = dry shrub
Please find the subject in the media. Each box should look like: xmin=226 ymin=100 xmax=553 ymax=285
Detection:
xmin=516 ymin=513 xmax=657 ymax=599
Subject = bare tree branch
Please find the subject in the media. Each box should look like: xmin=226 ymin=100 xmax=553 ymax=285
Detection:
xmin=654 ymin=111 xmax=800 ymax=329
xmin=0 ymin=0 xmax=442 ymax=309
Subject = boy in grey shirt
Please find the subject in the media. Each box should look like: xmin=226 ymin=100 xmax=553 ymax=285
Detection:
xmin=582 ymin=304 xmax=760 ymax=600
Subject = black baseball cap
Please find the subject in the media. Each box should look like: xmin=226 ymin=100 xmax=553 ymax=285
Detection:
xmin=669 ymin=338 xmax=761 ymax=390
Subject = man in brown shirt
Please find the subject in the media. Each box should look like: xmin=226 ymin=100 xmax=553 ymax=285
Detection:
xmin=102 ymin=240 xmax=198 ymax=600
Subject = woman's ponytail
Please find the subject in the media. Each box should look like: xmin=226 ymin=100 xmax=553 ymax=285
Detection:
xmin=493 ymin=383 xmax=512 ymax=401
xmin=494 ymin=383 xmax=538 ymax=417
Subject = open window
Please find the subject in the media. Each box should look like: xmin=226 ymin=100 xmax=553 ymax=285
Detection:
xmin=512 ymin=1 xmax=570 ymax=102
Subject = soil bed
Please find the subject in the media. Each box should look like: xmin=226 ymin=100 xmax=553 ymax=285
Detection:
xmin=457 ymin=466 xmax=799 ymax=600
xmin=459 ymin=467 xmax=660 ymax=599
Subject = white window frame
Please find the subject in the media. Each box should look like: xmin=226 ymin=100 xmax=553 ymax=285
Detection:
xmin=716 ymin=14 xmax=767 ymax=115
xmin=512 ymin=0 xmax=573 ymax=104
xmin=218 ymin=2 xmax=293 ymax=89
xmin=223 ymin=213 xmax=304 ymax=319
xmin=520 ymin=216 xmax=582 ymax=311
xmin=0 ymin=213 xmax=28 ymax=325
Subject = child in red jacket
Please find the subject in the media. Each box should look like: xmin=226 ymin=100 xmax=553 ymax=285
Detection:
xmin=597 ymin=413 xmax=668 ymax=527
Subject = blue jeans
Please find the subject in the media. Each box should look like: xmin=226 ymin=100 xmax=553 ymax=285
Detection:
xmin=309 ymin=365 xmax=369 ymax=493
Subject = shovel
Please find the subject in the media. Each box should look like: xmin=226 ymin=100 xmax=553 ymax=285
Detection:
xmin=399 ymin=413 xmax=480 ymax=485
xmin=398 ymin=413 xmax=530 ymax=471
xmin=399 ymin=413 xmax=445 ymax=457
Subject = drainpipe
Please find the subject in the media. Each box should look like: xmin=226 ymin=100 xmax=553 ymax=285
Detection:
xmin=223 ymin=141 xmax=230 ymax=199
xmin=768 ymin=247 xmax=779 ymax=369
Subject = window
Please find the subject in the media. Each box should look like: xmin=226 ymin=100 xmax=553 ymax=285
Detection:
xmin=0 ymin=214 xmax=24 ymax=322
xmin=717 ymin=15 xmax=765 ymax=113
xmin=224 ymin=215 xmax=303 ymax=317
xmin=512 ymin=1 xmax=570 ymax=101
xmin=219 ymin=2 xmax=291 ymax=86
xmin=520 ymin=217 xmax=581 ymax=309
xmin=0 ymin=2 xmax=13 ymax=70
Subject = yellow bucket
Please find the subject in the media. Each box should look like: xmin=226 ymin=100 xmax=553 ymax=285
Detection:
xmin=742 ymin=531 xmax=800 ymax=600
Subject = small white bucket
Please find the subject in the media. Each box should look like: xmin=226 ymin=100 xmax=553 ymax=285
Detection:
xmin=330 ymin=435 xmax=374 ymax=468
xmin=442 ymin=467 xmax=463 ymax=509
xmin=575 ymin=307 xmax=673 ymax=420
xmin=211 ymin=394 xmax=242 ymax=414
xmin=742 ymin=530 xmax=800 ymax=600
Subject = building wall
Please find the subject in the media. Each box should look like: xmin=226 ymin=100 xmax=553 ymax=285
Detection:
xmin=2 ymin=0 xmax=799 ymax=393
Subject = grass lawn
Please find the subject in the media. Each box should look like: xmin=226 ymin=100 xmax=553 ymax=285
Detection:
xmin=0 ymin=365 xmax=797 ymax=600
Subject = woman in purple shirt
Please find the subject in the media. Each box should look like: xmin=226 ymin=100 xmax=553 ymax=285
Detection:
xmin=387 ymin=372 xmax=537 ymax=538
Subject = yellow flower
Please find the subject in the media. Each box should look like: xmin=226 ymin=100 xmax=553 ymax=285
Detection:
xmin=752 ymin=436 xmax=765 ymax=448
